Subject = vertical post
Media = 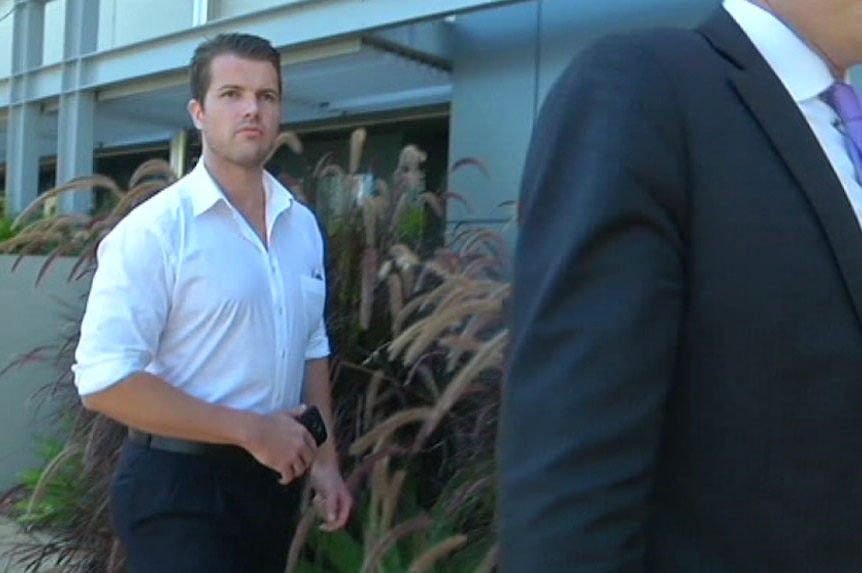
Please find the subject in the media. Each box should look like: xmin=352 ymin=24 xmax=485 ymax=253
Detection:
xmin=192 ymin=0 xmax=211 ymax=26
xmin=56 ymin=91 xmax=95 ymax=213
xmin=5 ymin=0 xmax=45 ymax=217
xmin=57 ymin=0 xmax=99 ymax=213
xmin=169 ymin=129 xmax=188 ymax=177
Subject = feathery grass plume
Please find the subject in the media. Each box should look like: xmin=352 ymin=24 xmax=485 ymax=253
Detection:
xmin=439 ymin=335 xmax=484 ymax=356
xmin=380 ymin=468 xmax=407 ymax=537
xmin=285 ymin=504 xmax=318 ymax=573
xmin=392 ymin=295 xmax=426 ymax=336
xmin=474 ymin=543 xmax=500 ymax=573
xmin=387 ymin=274 xmax=404 ymax=333
xmin=406 ymin=534 xmax=469 ymax=573
xmin=365 ymin=451 xmax=390 ymax=555
xmin=373 ymin=178 xmax=390 ymax=203
xmin=407 ymin=362 xmax=441 ymax=401
xmin=349 ymin=407 xmax=433 ymax=456
xmin=349 ymin=128 xmax=367 ymax=174
xmin=358 ymin=515 xmax=434 ymax=573
xmin=450 ymin=156 xmax=490 ymax=178
xmin=362 ymin=200 xmax=377 ymax=247
xmin=0 ymin=160 xmax=177 ymax=572
xmin=445 ymin=311 xmax=505 ymax=373
xmin=400 ymin=299 xmax=502 ymax=366
xmin=419 ymin=192 xmax=444 ymax=217
xmin=362 ymin=369 xmax=386 ymax=430
xmin=265 ymin=129 xmax=303 ymax=163
xmin=424 ymin=277 xmax=476 ymax=315
xmin=359 ymin=247 xmax=377 ymax=331
xmin=388 ymin=192 xmax=410 ymax=236
xmin=442 ymin=475 xmax=495 ymax=517
xmin=389 ymin=243 xmax=420 ymax=270
xmin=12 ymin=175 xmax=122 ymax=229
xmin=22 ymin=443 xmax=83 ymax=522
xmin=418 ymin=329 xmax=507 ymax=444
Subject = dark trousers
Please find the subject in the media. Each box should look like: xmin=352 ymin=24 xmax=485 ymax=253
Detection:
xmin=111 ymin=441 xmax=303 ymax=573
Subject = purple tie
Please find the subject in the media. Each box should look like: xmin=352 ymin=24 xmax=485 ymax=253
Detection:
xmin=824 ymin=81 xmax=862 ymax=182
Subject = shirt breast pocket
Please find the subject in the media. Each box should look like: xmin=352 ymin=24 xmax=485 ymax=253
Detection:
xmin=299 ymin=275 xmax=326 ymax=335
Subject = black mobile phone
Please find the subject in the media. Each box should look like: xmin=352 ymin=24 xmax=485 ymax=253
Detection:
xmin=297 ymin=405 xmax=328 ymax=446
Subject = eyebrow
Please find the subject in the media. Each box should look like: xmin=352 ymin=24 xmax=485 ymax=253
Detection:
xmin=216 ymin=84 xmax=280 ymax=95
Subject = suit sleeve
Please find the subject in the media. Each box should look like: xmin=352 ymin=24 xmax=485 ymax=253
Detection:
xmin=499 ymin=36 xmax=688 ymax=573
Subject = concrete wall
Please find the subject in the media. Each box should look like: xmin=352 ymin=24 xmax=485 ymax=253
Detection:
xmin=0 ymin=256 xmax=87 ymax=492
xmin=447 ymin=0 xmax=719 ymax=235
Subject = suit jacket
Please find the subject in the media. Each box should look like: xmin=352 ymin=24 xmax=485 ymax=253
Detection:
xmin=501 ymin=8 xmax=862 ymax=573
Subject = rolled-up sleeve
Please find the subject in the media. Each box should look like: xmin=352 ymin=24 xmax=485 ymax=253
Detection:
xmin=72 ymin=221 xmax=173 ymax=395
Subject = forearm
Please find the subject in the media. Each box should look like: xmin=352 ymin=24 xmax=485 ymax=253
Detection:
xmin=81 ymin=371 xmax=263 ymax=449
xmin=302 ymin=357 xmax=339 ymax=468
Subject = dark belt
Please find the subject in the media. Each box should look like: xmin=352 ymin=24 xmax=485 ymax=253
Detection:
xmin=127 ymin=428 xmax=251 ymax=462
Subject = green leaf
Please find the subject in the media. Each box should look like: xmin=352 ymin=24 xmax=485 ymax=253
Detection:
xmin=318 ymin=528 xmax=364 ymax=573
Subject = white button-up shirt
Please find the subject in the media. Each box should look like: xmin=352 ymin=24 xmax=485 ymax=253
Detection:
xmin=73 ymin=160 xmax=330 ymax=414
xmin=725 ymin=0 xmax=862 ymax=227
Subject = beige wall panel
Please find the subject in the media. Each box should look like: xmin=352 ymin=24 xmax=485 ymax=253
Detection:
xmin=42 ymin=0 xmax=67 ymax=66
xmin=0 ymin=0 xmax=15 ymax=77
xmin=98 ymin=0 xmax=193 ymax=50
xmin=213 ymin=0 xmax=286 ymax=20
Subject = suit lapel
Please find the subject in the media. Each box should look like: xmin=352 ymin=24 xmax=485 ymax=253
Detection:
xmin=700 ymin=9 xmax=862 ymax=326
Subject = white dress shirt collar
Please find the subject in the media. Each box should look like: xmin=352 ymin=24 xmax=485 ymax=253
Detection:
xmin=723 ymin=0 xmax=835 ymax=103
xmin=187 ymin=159 xmax=294 ymax=220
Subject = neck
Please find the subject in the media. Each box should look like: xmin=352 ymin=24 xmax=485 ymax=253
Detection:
xmin=750 ymin=0 xmax=847 ymax=78
xmin=202 ymin=155 xmax=265 ymax=209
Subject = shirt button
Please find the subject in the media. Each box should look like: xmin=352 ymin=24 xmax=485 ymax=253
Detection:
xmin=281 ymin=350 xmax=287 ymax=358
xmin=278 ymin=307 xmax=284 ymax=315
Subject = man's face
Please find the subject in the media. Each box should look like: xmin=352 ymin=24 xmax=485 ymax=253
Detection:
xmin=188 ymin=53 xmax=281 ymax=170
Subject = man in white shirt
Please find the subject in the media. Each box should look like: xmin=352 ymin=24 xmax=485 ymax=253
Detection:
xmin=73 ymin=33 xmax=352 ymax=573
xmin=501 ymin=0 xmax=862 ymax=571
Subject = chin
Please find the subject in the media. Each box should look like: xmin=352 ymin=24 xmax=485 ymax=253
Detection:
xmin=233 ymin=150 xmax=272 ymax=168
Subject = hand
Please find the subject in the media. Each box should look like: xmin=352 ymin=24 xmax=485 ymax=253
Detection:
xmin=310 ymin=463 xmax=353 ymax=531
xmin=246 ymin=405 xmax=318 ymax=484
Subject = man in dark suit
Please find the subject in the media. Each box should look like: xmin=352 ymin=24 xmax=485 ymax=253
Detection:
xmin=500 ymin=0 xmax=862 ymax=571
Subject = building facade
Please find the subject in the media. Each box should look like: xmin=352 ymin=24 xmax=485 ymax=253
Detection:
xmin=0 ymin=0 xmax=717 ymax=229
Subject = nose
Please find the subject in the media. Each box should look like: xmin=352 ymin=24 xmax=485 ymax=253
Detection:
xmin=241 ymin=93 xmax=259 ymax=117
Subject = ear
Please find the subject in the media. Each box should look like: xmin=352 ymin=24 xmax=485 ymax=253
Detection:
xmin=187 ymin=99 xmax=204 ymax=129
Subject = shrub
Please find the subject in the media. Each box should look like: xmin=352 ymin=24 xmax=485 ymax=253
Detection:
xmin=0 ymin=132 xmax=509 ymax=573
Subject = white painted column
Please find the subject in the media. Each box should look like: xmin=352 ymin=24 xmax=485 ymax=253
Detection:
xmin=5 ymin=0 xmax=44 ymax=216
xmin=57 ymin=0 xmax=99 ymax=213
xmin=169 ymin=129 xmax=188 ymax=177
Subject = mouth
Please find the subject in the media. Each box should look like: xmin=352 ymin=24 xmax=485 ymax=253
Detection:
xmin=236 ymin=126 xmax=264 ymax=137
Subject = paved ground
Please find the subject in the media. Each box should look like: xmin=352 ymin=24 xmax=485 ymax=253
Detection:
xmin=0 ymin=518 xmax=61 ymax=573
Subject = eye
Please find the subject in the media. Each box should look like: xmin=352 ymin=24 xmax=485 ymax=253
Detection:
xmin=261 ymin=92 xmax=279 ymax=103
xmin=221 ymin=89 xmax=240 ymax=99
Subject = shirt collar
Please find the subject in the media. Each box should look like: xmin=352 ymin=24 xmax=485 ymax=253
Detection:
xmin=187 ymin=159 xmax=295 ymax=218
xmin=723 ymin=0 xmax=835 ymax=103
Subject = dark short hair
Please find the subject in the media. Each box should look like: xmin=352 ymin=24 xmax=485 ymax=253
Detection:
xmin=189 ymin=33 xmax=282 ymax=104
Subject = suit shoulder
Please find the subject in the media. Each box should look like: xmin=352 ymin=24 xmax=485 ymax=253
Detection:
xmin=566 ymin=27 xmax=714 ymax=77
xmin=594 ymin=24 xmax=706 ymax=53
xmin=547 ymin=25 xmax=713 ymax=112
